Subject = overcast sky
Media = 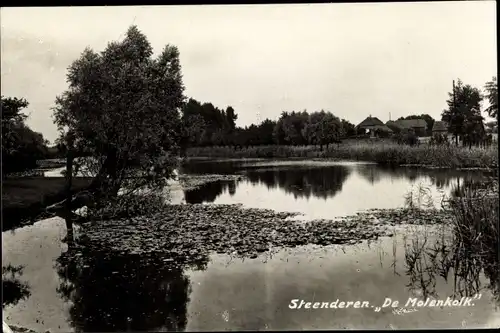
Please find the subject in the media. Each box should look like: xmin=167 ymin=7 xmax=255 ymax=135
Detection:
xmin=1 ymin=2 xmax=497 ymax=143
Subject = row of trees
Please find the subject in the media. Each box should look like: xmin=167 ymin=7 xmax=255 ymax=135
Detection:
xmin=181 ymin=105 xmax=360 ymax=149
xmin=1 ymin=96 xmax=52 ymax=174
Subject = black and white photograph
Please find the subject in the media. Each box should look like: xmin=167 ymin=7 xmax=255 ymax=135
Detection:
xmin=1 ymin=2 xmax=499 ymax=332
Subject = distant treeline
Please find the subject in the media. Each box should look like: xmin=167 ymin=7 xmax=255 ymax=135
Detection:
xmin=180 ymin=98 xmax=362 ymax=150
xmin=1 ymin=96 xmax=56 ymax=174
xmin=3 ymin=75 xmax=498 ymax=173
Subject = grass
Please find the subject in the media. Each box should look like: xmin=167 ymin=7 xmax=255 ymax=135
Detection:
xmin=2 ymin=177 xmax=93 ymax=231
xmin=400 ymin=177 xmax=499 ymax=303
xmin=187 ymin=141 xmax=498 ymax=169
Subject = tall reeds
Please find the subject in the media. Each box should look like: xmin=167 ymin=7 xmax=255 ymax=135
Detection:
xmin=187 ymin=142 xmax=498 ymax=168
xmin=400 ymin=176 xmax=499 ymax=305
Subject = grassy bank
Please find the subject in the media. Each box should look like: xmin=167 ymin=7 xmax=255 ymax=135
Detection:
xmin=2 ymin=177 xmax=93 ymax=231
xmin=187 ymin=142 xmax=498 ymax=168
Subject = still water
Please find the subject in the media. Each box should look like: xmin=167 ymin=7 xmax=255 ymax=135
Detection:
xmin=176 ymin=159 xmax=490 ymax=219
xmin=3 ymin=159 xmax=499 ymax=331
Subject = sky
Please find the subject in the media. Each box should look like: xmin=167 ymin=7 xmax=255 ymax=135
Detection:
xmin=1 ymin=2 xmax=497 ymax=144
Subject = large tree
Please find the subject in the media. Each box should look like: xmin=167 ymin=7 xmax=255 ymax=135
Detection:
xmin=302 ymin=111 xmax=325 ymax=146
xmin=51 ymin=26 xmax=185 ymax=231
xmin=179 ymin=98 xmax=238 ymax=147
xmin=340 ymin=119 xmax=356 ymax=138
xmin=484 ymin=76 xmax=498 ymax=119
xmin=1 ymin=96 xmax=49 ymax=174
xmin=273 ymin=112 xmax=288 ymax=145
xmin=319 ymin=112 xmax=343 ymax=148
xmin=441 ymin=79 xmax=483 ymax=146
xmin=225 ymin=106 xmax=237 ymax=131
xmin=278 ymin=111 xmax=308 ymax=145
xmin=302 ymin=111 xmax=343 ymax=150
xmin=2 ymin=96 xmax=29 ymax=157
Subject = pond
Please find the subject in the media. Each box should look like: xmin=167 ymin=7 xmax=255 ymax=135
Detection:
xmin=3 ymin=159 xmax=499 ymax=331
xmin=176 ymin=159 xmax=491 ymax=219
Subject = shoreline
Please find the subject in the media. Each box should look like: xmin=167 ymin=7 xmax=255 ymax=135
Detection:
xmin=185 ymin=144 xmax=498 ymax=169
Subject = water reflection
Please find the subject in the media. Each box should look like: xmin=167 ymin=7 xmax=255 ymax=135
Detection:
xmin=184 ymin=180 xmax=237 ymax=204
xmin=55 ymin=246 xmax=209 ymax=332
xmin=356 ymin=165 xmax=487 ymax=189
xmin=3 ymin=217 xmax=499 ymax=331
xmin=2 ymin=265 xmax=31 ymax=308
xmin=400 ymin=226 xmax=499 ymax=308
xmin=180 ymin=160 xmax=490 ymax=215
xmin=245 ymin=166 xmax=351 ymax=200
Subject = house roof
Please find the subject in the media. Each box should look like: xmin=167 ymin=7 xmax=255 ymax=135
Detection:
xmin=373 ymin=124 xmax=393 ymax=133
xmin=386 ymin=120 xmax=403 ymax=129
xmin=357 ymin=116 xmax=385 ymax=128
xmin=432 ymin=121 xmax=448 ymax=132
xmin=395 ymin=119 xmax=428 ymax=129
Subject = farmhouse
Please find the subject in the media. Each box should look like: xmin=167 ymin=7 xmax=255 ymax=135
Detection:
xmin=432 ymin=121 xmax=448 ymax=135
xmin=395 ymin=119 xmax=428 ymax=137
xmin=356 ymin=116 xmax=393 ymax=138
xmin=386 ymin=120 xmax=403 ymax=133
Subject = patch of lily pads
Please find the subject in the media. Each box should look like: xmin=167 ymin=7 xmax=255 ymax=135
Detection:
xmin=176 ymin=174 xmax=244 ymax=191
xmin=74 ymin=204 xmax=455 ymax=262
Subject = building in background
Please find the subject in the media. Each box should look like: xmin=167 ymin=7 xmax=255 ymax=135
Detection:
xmin=356 ymin=116 xmax=393 ymax=138
xmin=395 ymin=119 xmax=428 ymax=137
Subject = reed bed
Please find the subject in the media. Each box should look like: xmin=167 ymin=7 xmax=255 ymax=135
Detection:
xmin=187 ymin=142 xmax=498 ymax=168
xmin=401 ymin=178 xmax=499 ymax=303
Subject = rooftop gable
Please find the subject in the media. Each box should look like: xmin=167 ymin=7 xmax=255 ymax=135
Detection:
xmin=357 ymin=116 xmax=385 ymax=128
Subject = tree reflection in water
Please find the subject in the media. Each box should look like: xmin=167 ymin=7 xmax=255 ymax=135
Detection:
xmin=356 ymin=164 xmax=489 ymax=190
xmin=54 ymin=191 xmax=210 ymax=332
xmin=2 ymin=264 xmax=31 ymax=308
xmin=180 ymin=161 xmax=492 ymax=203
xmin=245 ymin=166 xmax=351 ymax=200
xmin=184 ymin=180 xmax=236 ymax=203
xmin=397 ymin=178 xmax=499 ymax=307
xmin=183 ymin=166 xmax=351 ymax=202
xmin=55 ymin=246 xmax=209 ymax=332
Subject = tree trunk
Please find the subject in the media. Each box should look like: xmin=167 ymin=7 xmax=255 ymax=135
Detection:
xmin=455 ymin=135 xmax=458 ymax=146
xmin=65 ymin=147 xmax=74 ymax=245
xmin=46 ymin=148 xmax=122 ymax=221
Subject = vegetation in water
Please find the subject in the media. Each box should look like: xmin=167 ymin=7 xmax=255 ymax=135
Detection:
xmin=186 ymin=142 xmax=498 ymax=168
xmin=397 ymin=178 xmax=499 ymax=305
